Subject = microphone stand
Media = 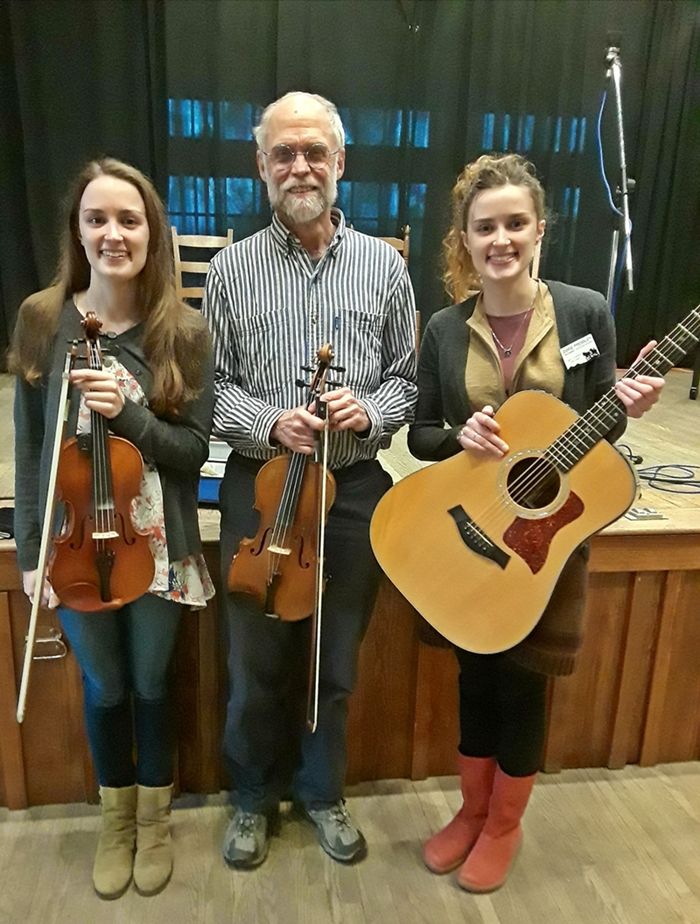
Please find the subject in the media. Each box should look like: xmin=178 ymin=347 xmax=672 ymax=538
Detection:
xmin=604 ymin=45 xmax=635 ymax=303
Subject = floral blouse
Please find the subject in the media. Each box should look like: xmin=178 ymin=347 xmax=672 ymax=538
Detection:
xmin=76 ymin=356 xmax=214 ymax=608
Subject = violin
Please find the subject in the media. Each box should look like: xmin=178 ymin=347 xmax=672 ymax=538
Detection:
xmin=227 ymin=344 xmax=340 ymax=621
xmin=228 ymin=344 xmax=343 ymax=731
xmin=48 ymin=312 xmax=155 ymax=612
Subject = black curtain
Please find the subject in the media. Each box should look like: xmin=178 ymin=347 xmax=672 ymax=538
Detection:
xmin=1 ymin=0 xmax=698 ymax=370
xmin=0 ymin=0 xmax=165 ymax=363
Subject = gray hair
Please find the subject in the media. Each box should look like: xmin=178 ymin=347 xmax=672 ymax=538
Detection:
xmin=253 ymin=92 xmax=346 ymax=151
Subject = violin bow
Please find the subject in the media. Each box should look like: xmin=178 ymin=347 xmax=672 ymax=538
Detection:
xmin=306 ymin=345 xmax=342 ymax=733
xmin=306 ymin=392 xmax=331 ymax=733
xmin=16 ymin=341 xmax=79 ymax=723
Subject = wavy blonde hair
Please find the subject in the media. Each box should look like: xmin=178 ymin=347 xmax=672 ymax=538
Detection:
xmin=442 ymin=153 xmax=545 ymax=303
xmin=8 ymin=157 xmax=208 ymax=416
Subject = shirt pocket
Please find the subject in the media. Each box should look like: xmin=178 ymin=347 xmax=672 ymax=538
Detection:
xmin=234 ymin=310 xmax=292 ymax=400
xmin=334 ymin=306 xmax=384 ymax=390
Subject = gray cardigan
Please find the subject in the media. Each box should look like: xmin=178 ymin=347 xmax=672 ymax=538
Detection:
xmin=13 ymin=299 xmax=214 ymax=572
xmin=408 ymin=280 xmax=625 ymax=461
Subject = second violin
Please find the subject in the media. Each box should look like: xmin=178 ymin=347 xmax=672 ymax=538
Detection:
xmin=227 ymin=344 xmax=342 ymax=622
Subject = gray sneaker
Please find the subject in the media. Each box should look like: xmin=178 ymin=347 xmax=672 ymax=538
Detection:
xmin=222 ymin=808 xmax=270 ymax=869
xmin=303 ymin=800 xmax=367 ymax=863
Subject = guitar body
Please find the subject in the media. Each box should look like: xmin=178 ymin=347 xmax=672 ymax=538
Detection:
xmin=370 ymin=390 xmax=638 ymax=653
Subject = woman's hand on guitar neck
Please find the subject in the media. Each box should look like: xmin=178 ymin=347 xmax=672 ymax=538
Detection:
xmin=458 ymin=405 xmax=509 ymax=458
xmin=614 ymin=340 xmax=665 ymax=419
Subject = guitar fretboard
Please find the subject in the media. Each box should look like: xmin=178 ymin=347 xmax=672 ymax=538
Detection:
xmin=545 ymin=304 xmax=700 ymax=473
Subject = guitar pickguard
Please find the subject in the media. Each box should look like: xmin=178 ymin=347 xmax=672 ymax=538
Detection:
xmin=503 ymin=491 xmax=584 ymax=574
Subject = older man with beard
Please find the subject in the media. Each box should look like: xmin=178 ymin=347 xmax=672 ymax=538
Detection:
xmin=202 ymin=92 xmax=417 ymax=869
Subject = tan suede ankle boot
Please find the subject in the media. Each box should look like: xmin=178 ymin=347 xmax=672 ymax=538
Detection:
xmin=93 ymin=785 xmax=137 ymax=900
xmin=133 ymin=784 xmax=174 ymax=896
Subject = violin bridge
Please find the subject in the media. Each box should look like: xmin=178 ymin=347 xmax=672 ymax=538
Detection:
xmin=92 ymin=530 xmax=120 ymax=540
xmin=267 ymin=544 xmax=291 ymax=555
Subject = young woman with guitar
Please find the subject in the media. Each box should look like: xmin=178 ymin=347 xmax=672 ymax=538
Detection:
xmin=9 ymin=158 xmax=214 ymax=899
xmin=407 ymin=154 xmax=664 ymax=892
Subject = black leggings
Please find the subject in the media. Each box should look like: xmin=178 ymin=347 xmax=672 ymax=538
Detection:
xmin=455 ymin=648 xmax=547 ymax=777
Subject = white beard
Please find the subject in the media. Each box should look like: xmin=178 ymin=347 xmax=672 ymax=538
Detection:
xmin=266 ymin=170 xmax=338 ymax=226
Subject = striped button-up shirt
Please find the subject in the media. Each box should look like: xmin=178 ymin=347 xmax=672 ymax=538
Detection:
xmin=202 ymin=208 xmax=418 ymax=468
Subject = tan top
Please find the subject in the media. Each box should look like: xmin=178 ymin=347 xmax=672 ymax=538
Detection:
xmin=464 ymin=282 xmax=565 ymax=412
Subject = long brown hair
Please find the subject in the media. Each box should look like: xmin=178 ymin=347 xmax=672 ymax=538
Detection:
xmin=442 ymin=153 xmax=546 ymax=303
xmin=8 ymin=157 xmax=208 ymax=416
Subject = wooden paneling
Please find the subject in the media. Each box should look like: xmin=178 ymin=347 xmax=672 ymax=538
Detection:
xmin=410 ymin=644 xmax=459 ymax=779
xmin=11 ymin=589 xmax=94 ymax=806
xmin=346 ymin=581 xmax=420 ymax=783
xmin=640 ymin=569 xmax=700 ymax=765
xmin=589 ymin=533 xmax=700 ymax=572
xmin=1 ymin=529 xmax=699 ymax=806
xmin=607 ymin=572 xmax=664 ymax=768
xmin=0 ymin=591 xmax=27 ymax=808
xmin=175 ymin=547 xmax=227 ymax=794
xmin=0 ymin=569 xmax=96 ymax=808
xmin=543 ymin=573 xmax=631 ymax=771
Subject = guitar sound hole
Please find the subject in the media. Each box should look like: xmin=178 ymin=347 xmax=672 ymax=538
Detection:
xmin=507 ymin=457 xmax=560 ymax=510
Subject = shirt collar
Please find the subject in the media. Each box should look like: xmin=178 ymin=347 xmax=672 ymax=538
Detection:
xmin=269 ymin=207 xmax=347 ymax=258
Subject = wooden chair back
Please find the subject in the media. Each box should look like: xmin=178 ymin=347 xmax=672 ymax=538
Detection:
xmin=379 ymin=224 xmax=411 ymax=267
xmin=171 ymin=227 xmax=234 ymax=301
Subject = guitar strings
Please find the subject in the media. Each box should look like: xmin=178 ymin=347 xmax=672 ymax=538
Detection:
xmin=466 ymin=307 xmax=700 ymax=533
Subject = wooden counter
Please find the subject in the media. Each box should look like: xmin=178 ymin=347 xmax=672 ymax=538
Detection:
xmin=1 ymin=515 xmax=698 ymax=809
xmin=1 ymin=370 xmax=698 ymax=808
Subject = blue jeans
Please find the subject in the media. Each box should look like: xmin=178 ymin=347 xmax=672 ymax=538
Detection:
xmin=220 ymin=455 xmax=391 ymax=813
xmin=59 ymin=594 xmax=182 ymax=787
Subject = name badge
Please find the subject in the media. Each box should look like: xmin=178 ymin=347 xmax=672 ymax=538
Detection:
xmin=560 ymin=334 xmax=600 ymax=370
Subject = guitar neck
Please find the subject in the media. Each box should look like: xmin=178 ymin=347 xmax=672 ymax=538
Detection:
xmin=547 ymin=303 xmax=700 ymax=473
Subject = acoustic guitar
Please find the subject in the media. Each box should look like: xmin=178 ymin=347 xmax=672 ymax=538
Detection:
xmin=370 ymin=304 xmax=700 ymax=654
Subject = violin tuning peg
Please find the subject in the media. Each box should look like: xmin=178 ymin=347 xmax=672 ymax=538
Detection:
xmin=301 ymin=365 xmax=315 ymax=373
xmin=330 ymin=364 xmax=346 ymax=373
xmin=295 ymin=378 xmax=309 ymax=388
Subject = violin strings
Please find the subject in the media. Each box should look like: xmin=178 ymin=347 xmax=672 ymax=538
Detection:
xmin=267 ymin=452 xmax=306 ymax=583
xmin=90 ymin=340 xmax=106 ymax=553
xmin=264 ymin=350 xmax=336 ymax=593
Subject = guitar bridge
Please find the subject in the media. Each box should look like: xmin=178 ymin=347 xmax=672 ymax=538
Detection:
xmin=447 ymin=505 xmax=510 ymax=570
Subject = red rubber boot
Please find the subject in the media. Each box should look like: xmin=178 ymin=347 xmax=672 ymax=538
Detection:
xmin=422 ymin=755 xmax=496 ymax=874
xmin=457 ymin=766 xmax=536 ymax=892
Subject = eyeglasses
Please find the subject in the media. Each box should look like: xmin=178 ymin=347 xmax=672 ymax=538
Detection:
xmin=261 ymin=143 xmax=340 ymax=170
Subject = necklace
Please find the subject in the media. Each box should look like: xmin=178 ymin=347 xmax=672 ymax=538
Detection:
xmin=487 ymin=286 xmax=538 ymax=358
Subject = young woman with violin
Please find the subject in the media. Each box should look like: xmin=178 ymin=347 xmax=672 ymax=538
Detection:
xmin=9 ymin=158 xmax=214 ymax=899
xmin=408 ymin=154 xmax=664 ymax=893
